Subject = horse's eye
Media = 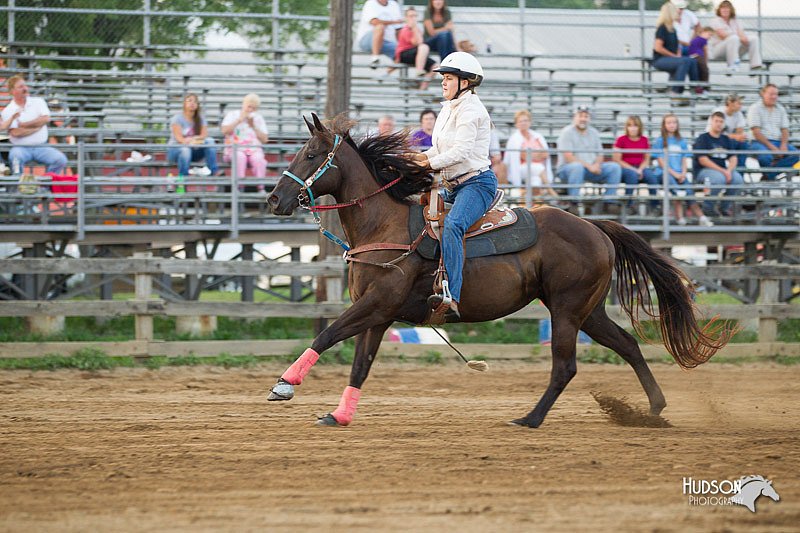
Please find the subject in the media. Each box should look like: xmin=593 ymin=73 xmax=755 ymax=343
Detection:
xmin=307 ymin=153 xmax=316 ymax=160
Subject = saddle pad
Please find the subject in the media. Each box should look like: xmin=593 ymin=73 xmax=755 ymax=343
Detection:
xmin=409 ymin=204 xmax=538 ymax=261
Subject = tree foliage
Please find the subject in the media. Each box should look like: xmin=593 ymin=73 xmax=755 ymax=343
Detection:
xmin=1 ymin=0 xmax=329 ymax=71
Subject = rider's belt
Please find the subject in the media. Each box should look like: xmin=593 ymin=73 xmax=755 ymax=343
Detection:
xmin=442 ymin=167 xmax=490 ymax=191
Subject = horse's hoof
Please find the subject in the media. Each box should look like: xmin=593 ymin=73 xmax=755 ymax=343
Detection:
xmin=267 ymin=380 xmax=294 ymax=401
xmin=509 ymin=418 xmax=538 ymax=428
xmin=316 ymin=414 xmax=342 ymax=427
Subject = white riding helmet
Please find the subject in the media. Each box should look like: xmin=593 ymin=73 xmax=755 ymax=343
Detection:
xmin=434 ymin=52 xmax=484 ymax=87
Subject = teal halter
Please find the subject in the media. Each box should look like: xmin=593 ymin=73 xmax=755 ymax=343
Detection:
xmin=281 ymin=134 xmax=350 ymax=251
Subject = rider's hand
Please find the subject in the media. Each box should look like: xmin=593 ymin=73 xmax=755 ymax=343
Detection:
xmin=410 ymin=153 xmax=430 ymax=169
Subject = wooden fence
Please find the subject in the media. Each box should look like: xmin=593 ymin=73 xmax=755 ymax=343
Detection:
xmin=0 ymin=258 xmax=798 ymax=359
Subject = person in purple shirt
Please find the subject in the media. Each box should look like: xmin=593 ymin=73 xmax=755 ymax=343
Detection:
xmin=410 ymin=108 xmax=436 ymax=150
xmin=687 ymin=26 xmax=713 ymax=93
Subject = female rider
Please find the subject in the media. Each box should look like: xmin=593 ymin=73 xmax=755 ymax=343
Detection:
xmin=411 ymin=52 xmax=497 ymax=318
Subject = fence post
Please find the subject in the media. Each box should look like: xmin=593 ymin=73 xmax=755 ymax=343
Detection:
xmin=758 ymin=276 xmax=779 ymax=343
xmin=134 ymin=252 xmax=153 ymax=342
xmin=8 ymin=0 xmax=15 ymax=69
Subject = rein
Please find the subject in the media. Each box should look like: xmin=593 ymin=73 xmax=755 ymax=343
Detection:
xmin=309 ymin=176 xmax=403 ymax=212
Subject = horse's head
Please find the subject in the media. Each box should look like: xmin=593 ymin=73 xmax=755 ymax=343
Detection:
xmin=268 ymin=113 xmax=344 ymax=216
xmin=762 ymin=480 xmax=780 ymax=502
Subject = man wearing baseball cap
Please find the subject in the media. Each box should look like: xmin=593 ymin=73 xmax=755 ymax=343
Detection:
xmin=556 ymin=105 xmax=622 ymax=213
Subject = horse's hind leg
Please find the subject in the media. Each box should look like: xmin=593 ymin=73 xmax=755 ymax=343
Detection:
xmin=318 ymin=320 xmax=393 ymax=427
xmin=512 ymin=316 xmax=579 ymax=428
xmin=581 ymin=305 xmax=667 ymax=415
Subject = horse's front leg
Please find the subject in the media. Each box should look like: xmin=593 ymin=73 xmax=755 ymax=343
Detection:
xmin=267 ymin=291 xmax=398 ymax=406
xmin=317 ymin=320 xmax=393 ymax=427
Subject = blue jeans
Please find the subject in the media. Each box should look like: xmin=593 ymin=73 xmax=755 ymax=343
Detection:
xmin=729 ymin=138 xmax=751 ymax=168
xmin=557 ymin=162 xmax=622 ymax=199
xmin=621 ymin=167 xmax=661 ymax=201
xmin=425 ymin=31 xmax=456 ymax=60
xmin=652 ymin=56 xmax=699 ymax=94
xmin=750 ymin=139 xmax=799 ymax=180
xmin=358 ymin=30 xmax=396 ymax=60
xmin=440 ymin=170 xmax=498 ymax=303
xmin=167 ymin=138 xmax=218 ymax=176
xmin=696 ymin=167 xmax=744 ymax=214
xmin=9 ymin=145 xmax=68 ymax=174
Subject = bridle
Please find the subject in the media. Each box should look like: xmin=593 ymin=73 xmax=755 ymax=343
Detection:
xmin=280 ymin=133 xmax=406 ymax=253
xmin=282 ymin=134 xmax=344 ymax=212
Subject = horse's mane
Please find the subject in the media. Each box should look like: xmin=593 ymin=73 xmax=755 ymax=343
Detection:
xmin=739 ymin=475 xmax=767 ymax=486
xmin=327 ymin=115 xmax=433 ymax=203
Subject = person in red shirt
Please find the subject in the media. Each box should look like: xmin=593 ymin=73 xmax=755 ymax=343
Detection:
xmin=613 ymin=115 xmax=659 ymax=210
xmin=395 ymin=7 xmax=437 ymax=90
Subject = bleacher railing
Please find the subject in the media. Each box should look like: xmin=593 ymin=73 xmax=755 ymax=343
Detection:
xmin=1 ymin=143 xmax=797 ymax=242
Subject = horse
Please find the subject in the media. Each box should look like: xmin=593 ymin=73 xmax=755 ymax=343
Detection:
xmin=731 ymin=475 xmax=780 ymax=513
xmin=265 ymin=113 xmax=733 ymax=428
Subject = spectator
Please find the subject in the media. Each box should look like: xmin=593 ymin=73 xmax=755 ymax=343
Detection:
xmin=687 ymin=26 xmax=714 ymax=93
xmin=410 ymin=108 xmax=436 ymax=150
xmin=504 ymin=110 xmax=556 ymax=196
xmin=377 ymin=115 xmax=396 ymax=136
xmin=556 ymin=105 xmax=622 ymax=211
xmin=221 ymin=93 xmax=269 ymax=191
xmin=167 ymin=92 xmax=219 ymax=178
xmin=672 ymin=0 xmax=701 ymax=54
xmin=0 ymin=75 xmax=67 ymax=175
xmin=652 ymin=1 xmax=699 ymax=100
xmin=652 ymin=113 xmax=712 ymax=226
xmin=747 ymin=83 xmax=799 ymax=180
xmin=706 ymin=93 xmax=749 ymax=167
xmin=694 ymin=111 xmax=745 ymax=217
xmin=423 ymin=0 xmax=457 ymax=61
xmin=612 ymin=115 xmax=659 ymax=208
xmin=395 ymin=7 xmax=437 ymax=90
xmin=708 ymin=0 xmax=763 ymax=72
xmin=357 ymin=0 xmax=404 ymax=69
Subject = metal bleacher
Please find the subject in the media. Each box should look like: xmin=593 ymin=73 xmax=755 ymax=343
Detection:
xmin=0 ymin=4 xmax=798 ymax=249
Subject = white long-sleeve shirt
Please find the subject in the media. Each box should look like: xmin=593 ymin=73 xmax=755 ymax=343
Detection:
xmin=424 ymin=91 xmax=491 ymax=182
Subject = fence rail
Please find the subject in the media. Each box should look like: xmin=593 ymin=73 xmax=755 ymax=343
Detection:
xmin=0 ymin=260 xmax=797 ymax=353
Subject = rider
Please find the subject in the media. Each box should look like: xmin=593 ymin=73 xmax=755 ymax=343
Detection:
xmin=411 ymin=52 xmax=498 ymax=318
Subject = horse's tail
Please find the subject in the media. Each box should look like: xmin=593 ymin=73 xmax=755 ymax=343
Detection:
xmin=590 ymin=219 xmax=734 ymax=369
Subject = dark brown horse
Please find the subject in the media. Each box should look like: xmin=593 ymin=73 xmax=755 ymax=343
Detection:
xmin=266 ymin=114 xmax=733 ymax=428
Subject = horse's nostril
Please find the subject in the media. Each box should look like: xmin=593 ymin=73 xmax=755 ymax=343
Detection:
xmin=267 ymin=194 xmax=278 ymax=206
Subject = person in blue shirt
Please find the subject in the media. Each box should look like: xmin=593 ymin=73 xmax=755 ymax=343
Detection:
xmin=167 ymin=93 xmax=219 ymax=178
xmin=694 ymin=111 xmax=745 ymax=217
xmin=652 ymin=113 xmax=713 ymax=226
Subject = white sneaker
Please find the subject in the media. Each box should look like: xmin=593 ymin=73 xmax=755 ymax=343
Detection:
xmin=369 ymin=55 xmax=381 ymax=69
xmin=698 ymin=215 xmax=714 ymax=227
xmin=677 ymin=217 xmax=687 ymax=226
xmin=727 ymin=62 xmax=740 ymax=73
xmin=190 ymin=166 xmax=211 ymax=176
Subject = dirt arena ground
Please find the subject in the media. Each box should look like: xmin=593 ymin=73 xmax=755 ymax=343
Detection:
xmin=1 ymin=361 xmax=798 ymax=532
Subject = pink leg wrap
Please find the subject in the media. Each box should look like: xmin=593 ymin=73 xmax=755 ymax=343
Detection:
xmin=331 ymin=386 xmax=361 ymax=426
xmin=280 ymin=348 xmax=319 ymax=385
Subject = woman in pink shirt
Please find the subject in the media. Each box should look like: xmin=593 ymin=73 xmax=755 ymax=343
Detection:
xmin=613 ymin=115 xmax=659 ymax=208
xmin=395 ymin=7 xmax=437 ymax=90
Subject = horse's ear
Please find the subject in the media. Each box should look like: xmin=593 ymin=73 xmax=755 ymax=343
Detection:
xmin=303 ymin=115 xmax=315 ymax=135
xmin=311 ymin=113 xmax=328 ymax=133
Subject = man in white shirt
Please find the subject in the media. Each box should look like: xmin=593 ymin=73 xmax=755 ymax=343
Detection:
xmin=672 ymin=0 xmax=701 ymax=54
xmin=747 ymin=83 xmax=799 ymax=179
xmin=356 ymin=0 xmax=403 ymax=68
xmin=0 ymin=75 xmax=68 ymax=174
